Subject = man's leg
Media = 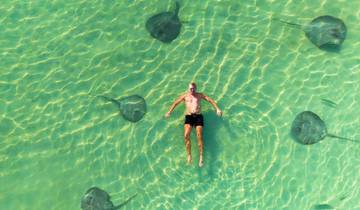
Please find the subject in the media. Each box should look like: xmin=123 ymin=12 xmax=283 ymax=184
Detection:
xmin=184 ymin=124 xmax=192 ymax=164
xmin=196 ymin=126 xmax=204 ymax=167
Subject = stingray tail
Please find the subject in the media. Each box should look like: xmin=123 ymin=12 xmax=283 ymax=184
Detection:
xmin=113 ymin=194 xmax=137 ymax=209
xmin=321 ymin=98 xmax=337 ymax=108
xmin=98 ymin=95 xmax=122 ymax=109
xmin=174 ymin=1 xmax=180 ymax=16
xmin=273 ymin=18 xmax=302 ymax=29
xmin=327 ymin=134 xmax=359 ymax=143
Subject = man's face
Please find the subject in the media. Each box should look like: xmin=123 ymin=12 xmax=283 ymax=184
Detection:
xmin=189 ymin=84 xmax=196 ymax=93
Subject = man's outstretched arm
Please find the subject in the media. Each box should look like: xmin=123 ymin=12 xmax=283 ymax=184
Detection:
xmin=165 ymin=94 xmax=185 ymax=117
xmin=200 ymin=93 xmax=222 ymax=116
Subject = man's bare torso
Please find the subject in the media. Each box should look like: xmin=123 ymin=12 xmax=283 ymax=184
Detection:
xmin=184 ymin=92 xmax=203 ymax=115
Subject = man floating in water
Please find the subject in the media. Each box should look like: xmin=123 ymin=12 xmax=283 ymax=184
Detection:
xmin=165 ymin=82 xmax=222 ymax=167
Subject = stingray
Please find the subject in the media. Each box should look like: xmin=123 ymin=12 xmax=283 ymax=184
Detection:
xmin=146 ymin=1 xmax=182 ymax=43
xmin=312 ymin=204 xmax=335 ymax=209
xmin=311 ymin=193 xmax=349 ymax=210
xmin=81 ymin=187 xmax=137 ymax=210
xmin=290 ymin=111 xmax=358 ymax=145
xmin=99 ymin=95 xmax=147 ymax=123
xmin=279 ymin=15 xmax=347 ymax=51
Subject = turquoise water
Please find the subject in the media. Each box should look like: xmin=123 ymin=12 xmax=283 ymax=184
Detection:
xmin=1 ymin=0 xmax=360 ymax=209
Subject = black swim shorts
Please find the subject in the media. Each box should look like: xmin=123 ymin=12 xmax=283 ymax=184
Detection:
xmin=184 ymin=114 xmax=204 ymax=127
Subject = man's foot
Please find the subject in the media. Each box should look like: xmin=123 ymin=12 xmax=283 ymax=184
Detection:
xmin=199 ymin=156 xmax=204 ymax=167
xmin=187 ymin=155 xmax=192 ymax=164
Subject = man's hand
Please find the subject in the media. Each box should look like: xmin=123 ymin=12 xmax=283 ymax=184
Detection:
xmin=216 ymin=109 xmax=222 ymax=117
xmin=165 ymin=111 xmax=171 ymax=118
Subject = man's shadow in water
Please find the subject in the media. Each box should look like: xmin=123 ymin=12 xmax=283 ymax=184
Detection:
xmin=197 ymin=111 xmax=238 ymax=181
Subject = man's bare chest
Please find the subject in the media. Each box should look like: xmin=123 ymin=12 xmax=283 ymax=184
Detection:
xmin=184 ymin=95 xmax=201 ymax=104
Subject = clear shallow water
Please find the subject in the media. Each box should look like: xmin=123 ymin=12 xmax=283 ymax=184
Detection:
xmin=0 ymin=0 xmax=360 ymax=209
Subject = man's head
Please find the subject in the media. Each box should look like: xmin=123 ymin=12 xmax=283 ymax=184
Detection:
xmin=188 ymin=82 xmax=197 ymax=94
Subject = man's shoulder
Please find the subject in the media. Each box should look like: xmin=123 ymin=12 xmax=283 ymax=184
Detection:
xmin=196 ymin=92 xmax=205 ymax=97
xmin=179 ymin=93 xmax=187 ymax=99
